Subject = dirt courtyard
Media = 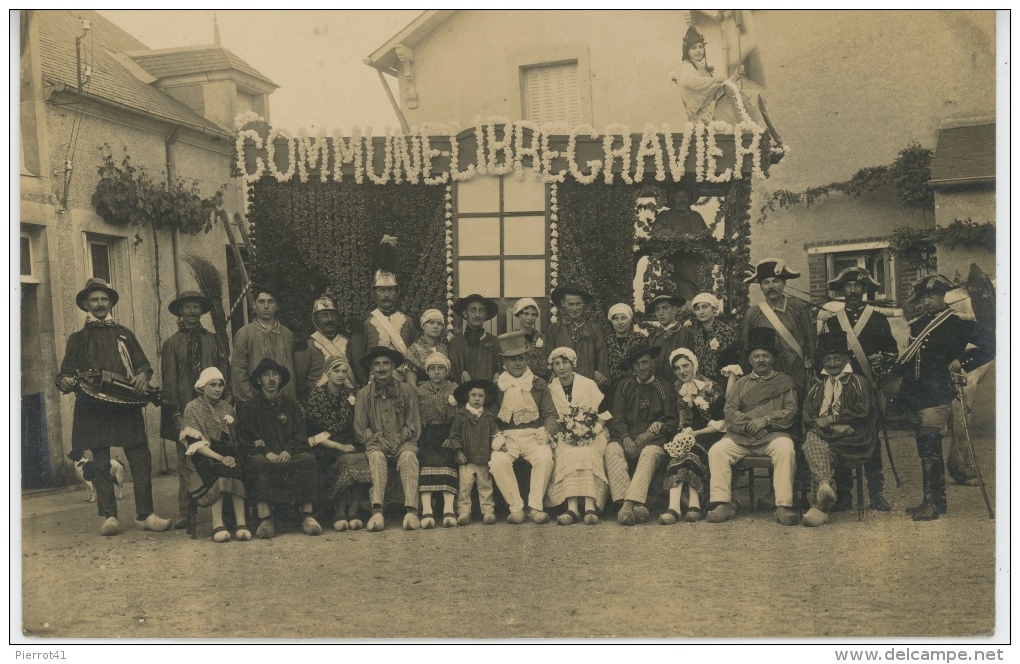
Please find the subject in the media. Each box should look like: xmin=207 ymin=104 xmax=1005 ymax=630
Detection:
xmin=19 ymin=429 xmax=998 ymax=640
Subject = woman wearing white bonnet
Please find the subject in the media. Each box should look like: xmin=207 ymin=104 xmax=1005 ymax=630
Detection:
xmin=605 ymin=302 xmax=647 ymax=390
xmin=403 ymin=308 xmax=450 ymax=387
xmin=688 ymin=292 xmax=742 ymax=389
xmin=545 ymin=346 xmax=613 ymax=525
xmin=513 ymin=297 xmax=550 ymax=380
xmin=658 ymin=347 xmax=725 ymax=524
xmin=179 ymin=367 xmax=249 ymax=542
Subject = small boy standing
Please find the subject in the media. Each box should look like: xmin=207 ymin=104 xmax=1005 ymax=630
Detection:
xmin=445 ymin=379 xmax=502 ymax=525
xmin=801 ymin=330 xmax=877 ymax=527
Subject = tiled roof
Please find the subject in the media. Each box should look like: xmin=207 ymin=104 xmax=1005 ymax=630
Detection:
xmin=929 ymin=123 xmax=995 ymax=186
xmin=36 ymin=10 xmax=229 ymax=136
xmin=127 ymin=46 xmax=277 ymax=88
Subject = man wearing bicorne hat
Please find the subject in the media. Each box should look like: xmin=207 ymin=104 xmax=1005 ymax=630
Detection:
xmin=448 ymin=293 xmax=501 ymax=383
xmin=295 ymin=294 xmax=353 ymax=398
xmin=706 ymin=327 xmax=800 ymax=526
xmin=512 ymin=297 xmax=550 ymax=380
xmin=646 ymin=292 xmax=696 ymax=384
xmin=351 ymin=237 xmax=415 ymax=386
xmin=231 ymin=282 xmax=298 ymax=403
xmin=488 ymin=331 xmax=558 ymax=525
xmin=821 ymin=266 xmax=898 ymax=512
xmin=742 ymin=259 xmax=816 ymax=399
xmin=161 ymin=290 xmax=226 ymax=530
xmin=605 ymin=345 xmax=680 ymax=525
xmin=895 ymin=274 xmax=995 ymax=521
xmin=800 ymin=330 xmax=878 ymax=527
xmin=545 ymin=285 xmax=609 ymax=386
xmin=353 ymin=346 xmax=423 ymax=531
xmin=57 ymin=278 xmax=172 ymax=536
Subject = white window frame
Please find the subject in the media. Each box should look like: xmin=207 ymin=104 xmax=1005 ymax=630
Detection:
xmin=20 ymin=232 xmax=38 ymax=283
xmin=807 ymin=240 xmax=897 ymax=301
xmin=82 ymin=233 xmax=128 ymax=293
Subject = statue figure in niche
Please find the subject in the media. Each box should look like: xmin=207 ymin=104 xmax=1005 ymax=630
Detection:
xmin=648 ymin=183 xmax=710 ymax=305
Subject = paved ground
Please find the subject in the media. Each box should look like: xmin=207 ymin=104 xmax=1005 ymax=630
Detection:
xmin=18 ymin=428 xmax=998 ymax=640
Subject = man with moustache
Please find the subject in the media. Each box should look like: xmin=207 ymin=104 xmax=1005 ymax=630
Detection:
xmin=705 ymin=328 xmax=800 ymax=526
xmin=295 ymin=294 xmax=353 ymax=397
xmin=57 ymin=278 xmax=172 ymax=536
xmin=350 ymin=239 xmax=416 ymax=385
xmin=161 ymin=290 xmax=226 ymax=530
xmin=896 ymin=274 xmax=995 ymax=521
xmin=448 ymin=294 xmax=501 ymax=383
xmin=742 ymin=259 xmax=815 ymax=399
xmin=821 ymin=267 xmax=898 ymax=512
xmin=353 ymin=347 xmax=423 ymax=532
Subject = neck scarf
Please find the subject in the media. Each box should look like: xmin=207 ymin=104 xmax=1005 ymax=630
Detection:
xmin=181 ymin=321 xmax=206 ymax=383
xmin=750 ymin=369 xmax=777 ymax=381
xmin=85 ymin=313 xmax=117 ymax=327
xmin=820 ymin=364 xmax=853 ymax=417
xmin=254 ymin=318 xmax=281 ymax=335
xmin=464 ymin=326 xmax=486 ymax=344
xmin=466 ymin=403 xmax=484 ymax=419
xmin=678 ymin=377 xmax=710 ymax=402
xmin=497 ymin=368 xmax=540 ymax=425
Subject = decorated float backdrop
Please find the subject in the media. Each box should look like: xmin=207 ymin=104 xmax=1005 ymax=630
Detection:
xmin=236 ymin=115 xmax=778 ymax=340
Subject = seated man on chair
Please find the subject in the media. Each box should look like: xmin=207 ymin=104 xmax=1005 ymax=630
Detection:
xmin=706 ymin=328 xmax=800 ymax=526
xmin=801 ymin=331 xmax=877 ymax=527
xmin=354 ymin=346 xmax=423 ymax=531
xmin=604 ymin=345 xmax=679 ymax=525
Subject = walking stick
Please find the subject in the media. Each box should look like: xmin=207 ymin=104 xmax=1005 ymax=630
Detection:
xmin=951 ymin=371 xmax=994 ymax=519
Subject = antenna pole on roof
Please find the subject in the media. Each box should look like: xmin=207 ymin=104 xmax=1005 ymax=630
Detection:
xmin=213 ymin=13 xmax=221 ymax=45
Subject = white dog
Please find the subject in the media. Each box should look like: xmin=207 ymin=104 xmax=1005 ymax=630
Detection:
xmin=68 ymin=451 xmax=124 ymax=502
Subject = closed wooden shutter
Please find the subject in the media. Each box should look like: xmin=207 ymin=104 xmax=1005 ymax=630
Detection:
xmin=523 ymin=62 xmax=581 ymax=126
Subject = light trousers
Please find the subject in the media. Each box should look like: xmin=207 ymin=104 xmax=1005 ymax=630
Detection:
xmin=604 ymin=442 xmax=635 ymax=502
xmin=488 ymin=428 xmax=553 ymax=513
xmin=623 ymin=445 xmax=667 ymax=504
xmin=708 ymin=436 xmax=796 ymax=507
xmin=458 ymin=463 xmax=495 ymax=517
xmin=367 ymin=447 xmax=419 ymax=508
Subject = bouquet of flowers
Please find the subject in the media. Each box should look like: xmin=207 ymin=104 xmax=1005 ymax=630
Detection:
xmin=664 ymin=428 xmax=697 ymax=459
xmin=555 ymin=405 xmax=601 ymax=447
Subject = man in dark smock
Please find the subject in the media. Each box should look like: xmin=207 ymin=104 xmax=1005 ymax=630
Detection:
xmin=821 ymin=267 xmax=898 ymax=511
xmin=604 ymin=346 xmax=679 ymax=525
xmin=237 ymin=358 xmax=322 ymax=539
xmin=448 ymin=294 xmax=501 ymax=383
xmin=57 ymin=278 xmax=171 ymax=536
xmin=160 ymin=290 xmax=224 ymax=530
xmin=896 ymin=274 xmax=995 ymax=522
xmin=646 ymin=292 xmax=696 ymax=384
xmin=545 ymin=285 xmax=609 ymax=386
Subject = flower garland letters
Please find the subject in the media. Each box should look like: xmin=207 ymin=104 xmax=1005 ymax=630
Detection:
xmin=235 ymin=117 xmax=770 ymax=186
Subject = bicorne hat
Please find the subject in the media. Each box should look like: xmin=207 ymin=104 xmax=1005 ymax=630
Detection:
xmin=908 ymin=274 xmax=956 ymax=301
xmin=827 ymin=267 xmax=881 ymax=294
xmin=743 ymin=258 xmax=800 ymax=284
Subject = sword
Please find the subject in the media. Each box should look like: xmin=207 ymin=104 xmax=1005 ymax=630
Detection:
xmin=951 ymin=371 xmax=994 ymax=519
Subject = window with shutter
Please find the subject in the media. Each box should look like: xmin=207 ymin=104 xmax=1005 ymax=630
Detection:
xmin=522 ymin=62 xmax=581 ymax=126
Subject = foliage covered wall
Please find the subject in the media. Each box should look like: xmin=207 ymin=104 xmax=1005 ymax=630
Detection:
xmin=250 ymin=179 xmax=445 ymax=341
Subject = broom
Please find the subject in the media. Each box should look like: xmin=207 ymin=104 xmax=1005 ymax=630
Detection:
xmin=182 ymin=254 xmax=232 ymax=388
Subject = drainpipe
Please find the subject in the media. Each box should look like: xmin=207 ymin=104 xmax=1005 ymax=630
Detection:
xmin=366 ymin=63 xmax=410 ymax=134
xmin=165 ymin=128 xmax=182 ymax=297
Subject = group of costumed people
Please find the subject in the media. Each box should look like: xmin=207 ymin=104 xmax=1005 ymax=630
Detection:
xmin=57 ymin=230 xmax=994 ymax=540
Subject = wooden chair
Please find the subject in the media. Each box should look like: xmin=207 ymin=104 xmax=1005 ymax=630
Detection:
xmin=732 ymin=455 xmax=773 ymax=512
